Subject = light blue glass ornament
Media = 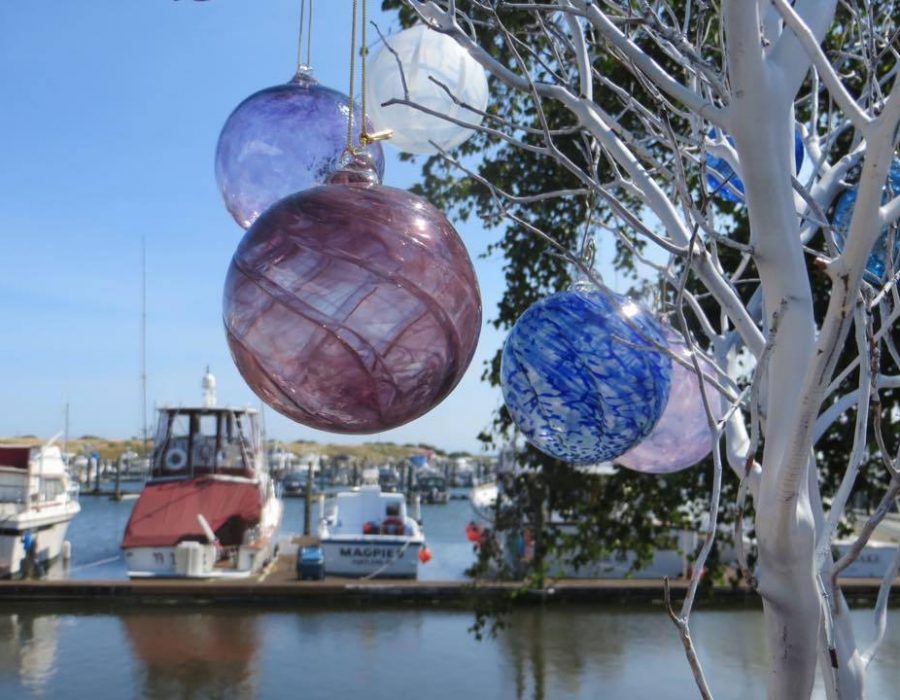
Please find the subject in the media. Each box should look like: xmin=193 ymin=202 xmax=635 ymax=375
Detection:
xmin=501 ymin=287 xmax=672 ymax=464
xmin=706 ymin=127 xmax=804 ymax=204
xmin=215 ymin=68 xmax=386 ymax=229
xmin=832 ymin=158 xmax=900 ymax=285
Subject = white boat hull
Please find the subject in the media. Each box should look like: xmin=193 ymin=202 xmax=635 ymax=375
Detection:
xmin=833 ymin=539 xmax=899 ymax=578
xmin=0 ymin=504 xmax=80 ymax=578
xmin=125 ymin=496 xmax=283 ymax=579
xmin=320 ymin=536 xmax=422 ymax=579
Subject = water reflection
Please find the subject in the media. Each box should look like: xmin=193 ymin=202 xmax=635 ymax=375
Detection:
xmin=0 ymin=606 xmax=898 ymax=699
xmin=121 ymin=611 xmax=259 ymax=699
xmin=502 ymin=608 xmax=619 ymax=699
xmin=498 ymin=607 xmax=770 ymax=700
xmin=0 ymin=613 xmax=59 ymax=695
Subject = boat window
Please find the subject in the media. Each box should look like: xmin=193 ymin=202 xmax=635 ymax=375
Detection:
xmin=197 ymin=415 xmax=217 ymax=438
xmin=0 ymin=476 xmax=26 ymax=503
xmin=169 ymin=414 xmax=191 ymax=439
xmin=236 ymin=413 xmax=259 ymax=452
xmin=40 ymin=478 xmax=65 ymax=501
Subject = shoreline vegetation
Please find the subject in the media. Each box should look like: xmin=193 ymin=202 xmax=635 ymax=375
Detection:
xmin=0 ymin=436 xmax=484 ymax=464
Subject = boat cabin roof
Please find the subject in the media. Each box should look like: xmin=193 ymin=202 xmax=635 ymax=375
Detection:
xmin=0 ymin=445 xmax=67 ymax=476
xmin=0 ymin=446 xmax=31 ymax=470
xmin=157 ymin=406 xmax=258 ymax=416
xmin=333 ymin=487 xmax=407 ymax=531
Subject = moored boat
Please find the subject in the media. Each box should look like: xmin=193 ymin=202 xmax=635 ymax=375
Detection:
xmin=415 ymin=467 xmax=449 ymax=504
xmin=318 ymin=486 xmax=425 ymax=578
xmin=121 ymin=372 xmax=282 ymax=579
xmin=0 ymin=444 xmax=80 ymax=578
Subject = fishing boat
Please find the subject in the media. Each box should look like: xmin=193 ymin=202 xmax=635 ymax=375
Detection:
xmin=318 ymin=485 xmax=426 ymax=578
xmin=0 ymin=443 xmax=80 ymax=578
xmin=121 ymin=371 xmax=282 ymax=579
xmin=415 ymin=466 xmax=449 ymax=504
xmin=280 ymin=470 xmax=313 ymax=498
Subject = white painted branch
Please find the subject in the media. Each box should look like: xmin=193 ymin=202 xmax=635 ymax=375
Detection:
xmin=833 ymin=477 xmax=900 ymax=582
xmin=771 ymin=0 xmax=866 ymax=127
xmin=862 ymin=524 xmax=900 ymax=667
xmin=569 ymin=1 xmax=727 ymax=125
xmin=881 ymin=195 xmax=900 ymax=228
xmin=816 ymin=304 xmax=871 ymax=570
xmin=410 ymin=0 xmax=766 ymax=357
xmin=813 ymin=375 xmax=900 ymax=443
xmin=724 ymin=1 xmax=822 ymax=696
xmin=560 ymin=0 xmax=592 ymax=102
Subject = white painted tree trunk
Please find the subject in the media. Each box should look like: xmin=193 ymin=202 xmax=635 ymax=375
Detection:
xmin=398 ymin=1 xmax=900 ymax=696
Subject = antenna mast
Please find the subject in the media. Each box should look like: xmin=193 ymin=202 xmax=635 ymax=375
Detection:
xmin=141 ymin=237 xmax=148 ymax=461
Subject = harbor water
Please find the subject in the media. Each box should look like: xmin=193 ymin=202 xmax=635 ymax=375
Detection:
xmin=2 ymin=605 xmax=899 ymax=699
xmin=8 ymin=490 xmax=900 ymax=698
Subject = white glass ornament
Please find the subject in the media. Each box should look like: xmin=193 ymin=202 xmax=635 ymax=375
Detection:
xmin=366 ymin=24 xmax=489 ymax=155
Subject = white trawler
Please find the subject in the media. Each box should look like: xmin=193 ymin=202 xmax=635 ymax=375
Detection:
xmin=121 ymin=370 xmax=282 ymax=578
xmin=0 ymin=443 xmax=80 ymax=578
xmin=318 ymin=486 xmax=426 ymax=578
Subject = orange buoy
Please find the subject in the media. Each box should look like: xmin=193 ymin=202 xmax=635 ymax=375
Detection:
xmin=465 ymin=521 xmax=482 ymax=543
xmin=418 ymin=546 xmax=432 ymax=564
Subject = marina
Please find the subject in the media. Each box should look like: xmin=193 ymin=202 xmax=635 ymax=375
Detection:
xmin=4 ymin=1 xmax=900 ymax=696
xmin=3 ymin=485 xmax=899 ymax=607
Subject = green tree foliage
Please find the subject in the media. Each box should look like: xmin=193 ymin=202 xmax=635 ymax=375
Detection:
xmin=380 ymin=1 xmax=898 ymax=592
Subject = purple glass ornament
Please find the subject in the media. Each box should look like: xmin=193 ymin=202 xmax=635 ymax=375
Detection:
xmin=223 ymin=153 xmax=482 ymax=433
xmin=215 ymin=68 xmax=386 ymax=229
xmin=617 ymin=328 xmax=723 ymax=474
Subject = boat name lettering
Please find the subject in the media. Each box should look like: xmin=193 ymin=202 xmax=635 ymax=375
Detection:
xmin=339 ymin=546 xmax=404 ymax=559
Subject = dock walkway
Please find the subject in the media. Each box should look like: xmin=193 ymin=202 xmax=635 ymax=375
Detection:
xmin=1 ymin=551 xmax=897 ymax=608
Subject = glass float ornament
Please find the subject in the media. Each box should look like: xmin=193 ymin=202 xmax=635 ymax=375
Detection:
xmin=501 ymin=287 xmax=672 ymax=464
xmin=832 ymin=158 xmax=900 ymax=285
xmin=223 ymin=152 xmax=482 ymax=434
xmin=617 ymin=328 xmax=723 ymax=474
xmin=365 ymin=24 xmax=489 ymax=155
xmin=706 ymin=127 xmax=804 ymax=204
xmin=215 ymin=67 xmax=386 ymax=229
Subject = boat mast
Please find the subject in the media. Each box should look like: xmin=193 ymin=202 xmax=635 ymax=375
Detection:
xmin=63 ymin=402 xmax=69 ymax=464
xmin=141 ymin=236 xmax=148 ymax=463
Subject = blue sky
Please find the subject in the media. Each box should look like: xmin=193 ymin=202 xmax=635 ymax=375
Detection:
xmin=0 ymin=0 xmax=516 ymax=453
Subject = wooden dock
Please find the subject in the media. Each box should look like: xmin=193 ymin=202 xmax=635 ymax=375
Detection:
xmin=1 ymin=551 xmax=897 ymax=609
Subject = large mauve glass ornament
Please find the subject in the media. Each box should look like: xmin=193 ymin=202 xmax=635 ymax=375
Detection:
xmin=706 ymin=127 xmax=804 ymax=204
xmin=832 ymin=158 xmax=900 ymax=285
xmin=617 ymin=328 xmax=723 ymax=474
xmin=215 ymin=67 xmax=386 ymax=229
xmin=501 ymin=287 xmax=672 ymax=464
xmin=223 ymin=153 xmax=482 ymax=434
xmin=366 ymin=24 xmax=489 ymax=155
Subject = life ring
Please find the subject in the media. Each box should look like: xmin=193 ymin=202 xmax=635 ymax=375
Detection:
xmin=164 ymin=447 xmax=188 ymax=471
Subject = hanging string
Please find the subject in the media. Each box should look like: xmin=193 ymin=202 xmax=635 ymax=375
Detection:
xmin=346 ymin=0 xmax=389 ymax=154
xmin=346 ymin=0 xmax=359 ymax=152
xmin=296 ymin=0 xmax=307 ymax=71
xmin=305 ymin=0 xmax=313 ymax=67
xmin=359 ymin=0 xmax=369 ymax=143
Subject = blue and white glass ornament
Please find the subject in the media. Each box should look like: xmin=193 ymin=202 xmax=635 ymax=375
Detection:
xmin=832 ymin=158 xmax=900 ymax=285
xmin=706 ymin=127 xmax=804 ymax=204
xmin=501 ymin=287 xmax=672 ymax=464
